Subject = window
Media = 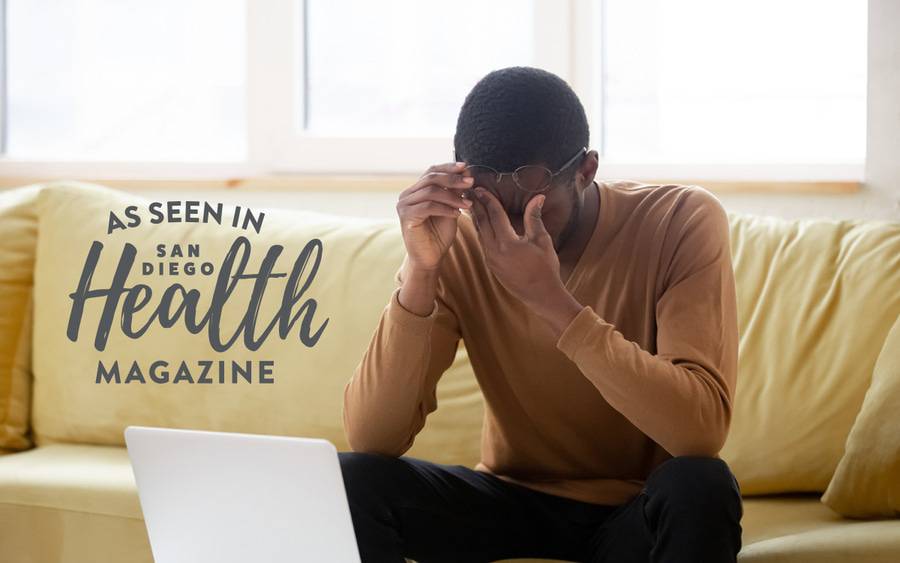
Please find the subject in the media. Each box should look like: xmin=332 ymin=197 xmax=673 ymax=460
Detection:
xmin=600 ymin=0 xmax=866 ymax=164
xmin=5 ymin=0 xmax=245 ymax=161
xmin=304 ymin=0 xmax=533 ymax=136
xmin=0 ymin=0 xmax=867 ymax=180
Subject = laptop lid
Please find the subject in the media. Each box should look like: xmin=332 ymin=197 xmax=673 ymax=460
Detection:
xmin=125 ymin=426 xmax=361 ymax=563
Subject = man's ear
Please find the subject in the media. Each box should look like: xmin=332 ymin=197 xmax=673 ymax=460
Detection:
xmin=577 ymin=149 xmax=600 ymax=189
xmin=576 ymin=150 xmax=600 ymax=186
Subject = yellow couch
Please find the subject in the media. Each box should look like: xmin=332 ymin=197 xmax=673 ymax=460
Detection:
xmin=1 ymin=181 xmax=899 ymax=563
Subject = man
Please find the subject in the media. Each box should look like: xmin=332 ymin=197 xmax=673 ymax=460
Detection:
xmin=340 ymin=66 xmax=743 ymax=563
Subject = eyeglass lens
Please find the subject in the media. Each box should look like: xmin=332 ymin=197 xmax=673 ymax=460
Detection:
xmin=514 ymin=166 xmax=553 ymax=193
xmin=464 ymin=165 xmax=553 ymax=194
xmin=464 ymin=165 xmax=501 ymax=192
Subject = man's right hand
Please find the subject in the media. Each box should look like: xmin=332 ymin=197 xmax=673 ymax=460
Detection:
xmin=396 ymin=162 xmax=474 ymax=272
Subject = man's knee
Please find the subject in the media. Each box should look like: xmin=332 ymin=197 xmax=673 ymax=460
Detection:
xmin=644 ymin=456 xmax=742 ymax=513
xmin=339 ymin=451 xmax=408 ymax=508
xmin=339 ymin=452 xmax=413 ymax=560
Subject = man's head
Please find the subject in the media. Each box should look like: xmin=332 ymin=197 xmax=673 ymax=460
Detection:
xmin=453 ymin=66 xmax=598 ymax=251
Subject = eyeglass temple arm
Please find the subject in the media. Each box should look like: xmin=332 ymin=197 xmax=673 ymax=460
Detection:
xmin=552 ymin=147 xmax=587 ymax=177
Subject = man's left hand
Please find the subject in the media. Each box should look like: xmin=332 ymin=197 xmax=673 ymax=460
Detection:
xmin=468 ymin=187 xmax=587 ymax=340
xmin=469 ymin=187 xmax=561 ymax=307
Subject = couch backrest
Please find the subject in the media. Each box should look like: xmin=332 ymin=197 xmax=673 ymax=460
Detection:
xmin=27 ymin=182 xmax=485 ymax=466
xmin=721 ymin=211 xmax=900 ymax=493
xmin=0 ymin=187 xmax=40 ymax=452
xmin=5 ymin=181 xmax=900 ymax=493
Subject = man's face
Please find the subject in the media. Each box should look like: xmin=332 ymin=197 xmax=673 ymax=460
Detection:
xmin=467 ymin=171 xmax=580 ymax=251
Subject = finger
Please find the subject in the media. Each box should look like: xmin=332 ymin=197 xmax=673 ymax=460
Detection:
xmin=425 ymin=161 xmax=468 ymax=175
xmin=523 ymin=194 xmax=551 ymax=246
xmin=402 ymin=200 xmax=463 ymax=223
xmin=468 ymin=190 xmax=495 ymax=243
xmin=474 ymin=188 xmax=518 ymax=241
xmin=401 ymin=165 xmax=473 ymax=198
xmin=402 ymin=184 xmax=473 ymax=211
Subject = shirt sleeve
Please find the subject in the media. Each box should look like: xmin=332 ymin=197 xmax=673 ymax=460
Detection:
xmin=342 ymin=263 xmax=462 ymax=456
xmin=555 ymin=188 xmax=739 ymax=457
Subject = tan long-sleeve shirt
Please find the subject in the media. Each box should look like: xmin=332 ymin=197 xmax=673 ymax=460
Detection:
xmin=342 ymin=180 xmax=739 ymax=506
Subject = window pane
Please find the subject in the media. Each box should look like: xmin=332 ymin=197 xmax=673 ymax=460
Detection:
xmin=7 ymin=0 xmax=246 ymax=161
xmin=601 ymin=0 xmax=867 ymax=163
xmin=306 ymin=0 xmax=534 ymax=136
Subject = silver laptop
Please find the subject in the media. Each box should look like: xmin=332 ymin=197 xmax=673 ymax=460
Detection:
xmin=125 ymin=426 xmax=361 ymax=563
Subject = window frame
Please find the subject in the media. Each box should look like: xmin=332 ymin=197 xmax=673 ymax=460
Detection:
xmin=0 ymin=0 xmax=866 ymax=183
xmin=247 ymin=0 xmax=582 ymax=174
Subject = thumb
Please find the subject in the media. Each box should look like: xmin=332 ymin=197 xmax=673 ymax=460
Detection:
xmin=524 ymin=195 xmax=551 ymax=246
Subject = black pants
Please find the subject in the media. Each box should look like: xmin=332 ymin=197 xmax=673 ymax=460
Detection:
xmin=339 ymin=452 xmax=743 ymax=563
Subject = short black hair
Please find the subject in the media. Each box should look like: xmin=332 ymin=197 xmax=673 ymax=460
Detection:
xmin=453 ymin=66 xmax=589 ymax=185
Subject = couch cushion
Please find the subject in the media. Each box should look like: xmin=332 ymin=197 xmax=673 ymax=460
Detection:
xmin=0 ymin=444 xmax=151 ymax=563
xmin=822 ymin=315 xmax=900 ymax=517
xmin=738 ymin=496 xmax=900 ymax=562
xmin=0 ymin=186 xmax=40 ymax=451
xmin=30 ymin=181 xmax=483 ymax=466
xmin=0 ymin=443 xmax=141 ymax=518
xmin=1 ymin=445 xmax=898 ymax=563
xmin=721 ymin=212 xmax=900 ymax=494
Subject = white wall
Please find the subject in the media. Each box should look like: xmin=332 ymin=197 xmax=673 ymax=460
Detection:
xmin=864 ymin=0 xmax=900 ymax=216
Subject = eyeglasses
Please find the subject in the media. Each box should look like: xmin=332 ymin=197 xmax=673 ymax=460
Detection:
xmin=454 ymin=146 xmax=587 ymax=194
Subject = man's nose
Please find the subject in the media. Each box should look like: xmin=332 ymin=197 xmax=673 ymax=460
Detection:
xmin=491 ymin=181 xmax=528 ymax=212
xmin=496 ymin=191 xmax=528 ymax=215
